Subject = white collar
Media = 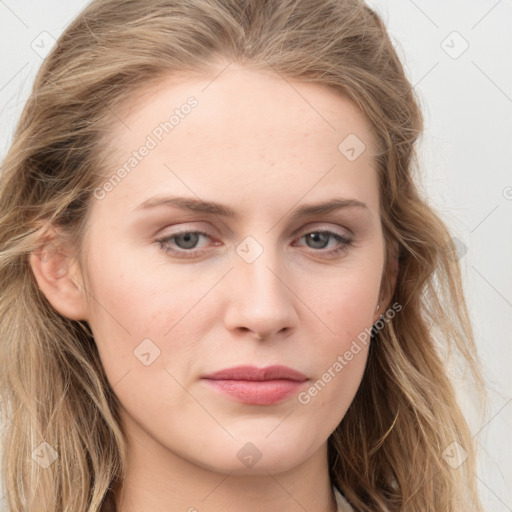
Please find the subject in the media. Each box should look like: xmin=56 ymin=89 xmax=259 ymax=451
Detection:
xmin=333 ymin=485 xmax=354 ymax=511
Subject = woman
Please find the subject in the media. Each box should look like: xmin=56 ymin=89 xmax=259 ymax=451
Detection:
xmin=0 ymin=0 xmax=484 ymax=510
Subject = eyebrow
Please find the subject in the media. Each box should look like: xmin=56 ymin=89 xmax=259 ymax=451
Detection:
xmin=135 ymin=196 xmax=369 ymax=218
xmin=134 ymin=195 xmax=369 ymax=218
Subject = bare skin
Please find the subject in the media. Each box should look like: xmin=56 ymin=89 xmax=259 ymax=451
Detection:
xmin=31 ymin=63 xmax=393 ymax=511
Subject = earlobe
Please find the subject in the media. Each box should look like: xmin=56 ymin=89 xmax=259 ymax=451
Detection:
xmin=29 ymin=234 xmax=89 ymax=321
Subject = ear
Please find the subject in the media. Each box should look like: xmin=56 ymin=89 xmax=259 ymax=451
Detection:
xmin=373 ymin=242 xmax=400 ymax=323
xmin=29 ymin=229 xmax=89 ymax=321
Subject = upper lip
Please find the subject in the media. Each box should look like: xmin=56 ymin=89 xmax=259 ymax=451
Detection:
xmin=203 ymin=365 xmax=308 ymax=382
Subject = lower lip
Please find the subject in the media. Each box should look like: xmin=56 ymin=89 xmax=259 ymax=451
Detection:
xmin=203 ymin=379 xmax=306 ymax=405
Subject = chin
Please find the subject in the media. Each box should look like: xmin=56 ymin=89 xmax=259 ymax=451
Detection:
xmin=187 ymin=432 xmax=316 ymax=476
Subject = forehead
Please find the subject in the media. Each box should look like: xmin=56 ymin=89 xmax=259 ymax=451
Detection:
xmin=94 ymin=64 xmax=379 ymax=218
xmin=114 ymin=65 xmax=375 ymax=147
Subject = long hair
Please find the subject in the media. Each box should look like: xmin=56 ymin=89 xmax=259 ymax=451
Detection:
xmin=0 ymin=1 xmax=484 ymax=510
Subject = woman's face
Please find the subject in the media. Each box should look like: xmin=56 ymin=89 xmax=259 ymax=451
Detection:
xmin=77 ymin=65 xmax=386 ymax=474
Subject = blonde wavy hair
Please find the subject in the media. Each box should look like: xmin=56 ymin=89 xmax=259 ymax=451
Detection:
xmin=0 ymin=0 xmax=484 ymax=510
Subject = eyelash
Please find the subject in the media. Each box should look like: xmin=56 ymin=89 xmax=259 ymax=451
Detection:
xmin=155 ymin=229 xmax=354 ymax=259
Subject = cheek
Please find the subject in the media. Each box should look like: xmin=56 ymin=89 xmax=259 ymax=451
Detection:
xmin=298 ymin=282 xmax=375 ymax=416
xmin=310 ymin=260 xmax=382 ymax=341
xmin=325 ymin=279 xmax=378 ymax=341
xmin=82 ymin=241 xmax=179 ymax=372
xmin=318 ymin=284 xmax=374 ymax=385
xmin=299 ymin=255 xmax=382 ymax=398
xmin=82 ymin=236 xmax=227 ymax=386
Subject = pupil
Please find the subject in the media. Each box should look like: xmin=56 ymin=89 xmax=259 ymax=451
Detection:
xmin=308 ymin=233 xmax=328 ymax=249
xmin=177 ymin=233 xmax=198 ymax=249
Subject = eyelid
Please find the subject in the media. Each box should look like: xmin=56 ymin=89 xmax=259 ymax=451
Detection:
xmin=157 ymin=221 xmax=353 ymax=244
xmin=294 ymin=222 xmax=352 ymax=238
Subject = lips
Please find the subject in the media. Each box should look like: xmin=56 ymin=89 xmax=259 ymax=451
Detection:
xmin=203 ymin=365 xmax=308 ymax=382
xmin=202 ymin=365 xmax=308 ymax=405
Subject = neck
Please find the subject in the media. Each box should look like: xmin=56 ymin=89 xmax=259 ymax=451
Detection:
xmin=113 ymin=422 xmax=338 ymax=512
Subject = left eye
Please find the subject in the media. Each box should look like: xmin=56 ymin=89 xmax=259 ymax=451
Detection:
xmin=155 ymin=229 xmax=353 ymax=258
xmin=294 ymin=231 xmax=352 ymax=251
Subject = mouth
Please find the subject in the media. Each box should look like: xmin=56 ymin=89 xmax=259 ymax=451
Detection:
xmin=201 ymin=365 xmax=309 ymax=406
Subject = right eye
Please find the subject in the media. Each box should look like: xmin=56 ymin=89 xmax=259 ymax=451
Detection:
xmin=156 ymin=230 xmax=218 ymax=258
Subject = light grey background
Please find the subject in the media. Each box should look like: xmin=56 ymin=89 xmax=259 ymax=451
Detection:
xmin=1 ymin=1 xmax=511 ymax=510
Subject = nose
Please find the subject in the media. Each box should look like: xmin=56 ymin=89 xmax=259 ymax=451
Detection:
xmin=223 ymin=246 xmax=298 ymax=342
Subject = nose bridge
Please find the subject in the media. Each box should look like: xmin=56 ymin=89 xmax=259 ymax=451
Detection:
xmin=224 ymin=234 xmax=297 ymax=338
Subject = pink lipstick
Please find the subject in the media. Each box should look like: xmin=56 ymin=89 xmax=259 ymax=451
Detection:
xmin=202 ymin=365 xmax=308 ymax=405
